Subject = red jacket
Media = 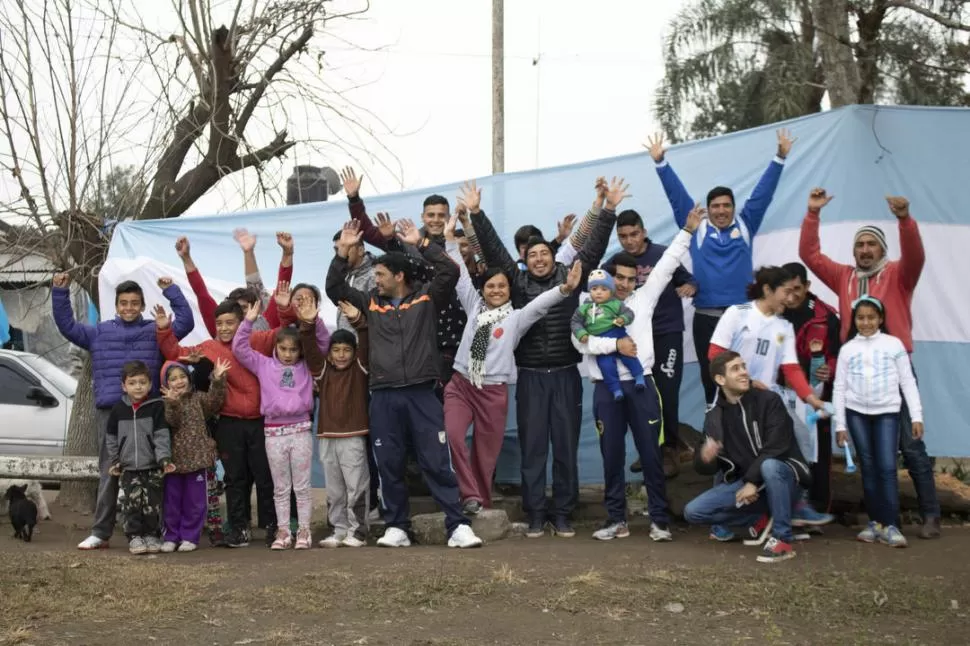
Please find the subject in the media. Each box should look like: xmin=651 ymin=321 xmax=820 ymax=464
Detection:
xmin=783 ymin=293 xmax=841 ymax=399
xmin=187 ymin=263 xmax=294 ymax=338
xmin=157 ymin=326 xmax=278 ymax=420
xmin=799 ymin=211 xmax=924 ymax=352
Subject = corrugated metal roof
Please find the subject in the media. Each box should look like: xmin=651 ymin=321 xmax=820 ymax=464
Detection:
xmin=0 ymin=253 xmax=54 ymax=283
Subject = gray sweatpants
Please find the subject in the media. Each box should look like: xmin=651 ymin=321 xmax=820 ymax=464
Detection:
xmin=319 ymin=436 xmax=370 ymax=539
xmin=92 ymin=407 xmax=119 ymax=540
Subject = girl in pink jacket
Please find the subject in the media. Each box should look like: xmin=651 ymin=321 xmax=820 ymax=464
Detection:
xmin=233 ymin=297 xmax=330 ymax=550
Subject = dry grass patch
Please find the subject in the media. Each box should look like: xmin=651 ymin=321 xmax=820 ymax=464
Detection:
xmin=0 ymin=551 xmax=228 ymax=632
xmin=491 ymin=562 xmax=526 ymax=585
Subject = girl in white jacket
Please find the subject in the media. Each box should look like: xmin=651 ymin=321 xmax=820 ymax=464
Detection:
xmin=833 ymin=296 xmax=923 ymax=548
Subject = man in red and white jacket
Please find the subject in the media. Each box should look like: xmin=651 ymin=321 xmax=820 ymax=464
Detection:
xmin=798 ymin=188 xmax=940 ymax=539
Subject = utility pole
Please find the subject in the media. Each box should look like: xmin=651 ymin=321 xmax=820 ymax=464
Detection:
xmin=491 ymin=0 xmax=504 ymax=174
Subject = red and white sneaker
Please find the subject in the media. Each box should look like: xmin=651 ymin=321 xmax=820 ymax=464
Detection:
xmin=756 ymin=537 xmax=795 ymax=563
xmin=742 ymin=514 xmax=773 ymax=546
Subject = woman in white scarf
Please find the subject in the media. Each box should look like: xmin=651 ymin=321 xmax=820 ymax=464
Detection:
xmin=443 ymin=212 xmax=582 ymax=514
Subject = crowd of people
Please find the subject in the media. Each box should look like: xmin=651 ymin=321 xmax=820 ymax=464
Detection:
xmin=50 ymin=128 xmax=941 ymax=563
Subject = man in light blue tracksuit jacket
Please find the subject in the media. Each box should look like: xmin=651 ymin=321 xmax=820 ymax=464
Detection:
xmin=644 ymin=129 xmax=796 ymax=403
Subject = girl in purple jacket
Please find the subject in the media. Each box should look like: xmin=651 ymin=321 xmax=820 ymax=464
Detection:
xmin=232 ymin=296 xmax=330 ymax=550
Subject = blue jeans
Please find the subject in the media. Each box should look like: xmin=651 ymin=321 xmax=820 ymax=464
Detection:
xmin=684 ymin=459 xmax=800 ymax=542
xmin=594 ymin=327 xmax=645 ymax=397
xmin=846 ymin=410 xmax=900 ymax=527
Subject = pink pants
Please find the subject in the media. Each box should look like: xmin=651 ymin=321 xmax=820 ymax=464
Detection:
xmin=443 ymin=372 xmax=509 ymax=507
xmin=264 ymin=430 xmax=314 ymax=529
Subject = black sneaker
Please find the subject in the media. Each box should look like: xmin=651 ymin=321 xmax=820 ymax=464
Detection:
xmin=263 ymin=524 xmax=278 ymax=548
xmin=524 ymin=518 xmax=545 ymax=539
xmin=550 ymin=517 xmax=575 ymax=538
xmin=226 ymin=529 xmax=249 ymax=548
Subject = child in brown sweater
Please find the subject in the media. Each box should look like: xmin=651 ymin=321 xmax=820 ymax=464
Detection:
xmin=299 ymin=299 xmax=370 ymax=547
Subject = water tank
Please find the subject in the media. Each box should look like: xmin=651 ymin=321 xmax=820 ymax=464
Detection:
xmin=286 ymin=165 xmax=327 ymax=205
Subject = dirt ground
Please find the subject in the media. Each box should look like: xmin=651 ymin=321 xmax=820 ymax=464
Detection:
xmin=1 ymin=500 xmax=968 ymax=646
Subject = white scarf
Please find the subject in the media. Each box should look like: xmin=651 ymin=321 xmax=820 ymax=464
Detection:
xmin=468 ymin=301 xmax=514 ymax=388
xmin=854 ymin=257 xmax=888 ymax=298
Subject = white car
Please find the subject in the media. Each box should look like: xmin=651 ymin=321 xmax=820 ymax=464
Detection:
xmin=0 ymin=349 xmax=76 ymax=456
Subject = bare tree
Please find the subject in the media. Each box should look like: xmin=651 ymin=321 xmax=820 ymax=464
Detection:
xmin=0 ymin=0 xmax=394 ymax=511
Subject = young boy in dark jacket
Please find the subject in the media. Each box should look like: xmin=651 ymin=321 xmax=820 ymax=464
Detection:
xmin=105 ymin=361 xmax=175 ymax=555
xmin=159 ymin=358 xmax=229 ymax=552
xmin=300 ymin=300 xmax=370 ymax=548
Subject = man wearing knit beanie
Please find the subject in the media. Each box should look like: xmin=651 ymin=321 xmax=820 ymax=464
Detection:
xmin=799 ymin=187 xmax=940 ymax=539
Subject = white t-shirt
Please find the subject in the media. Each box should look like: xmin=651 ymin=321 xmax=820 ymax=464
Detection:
xmin=710 ymin=301 xmax=798 ymax=386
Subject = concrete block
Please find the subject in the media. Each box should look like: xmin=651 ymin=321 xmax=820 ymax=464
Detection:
xmin=411 ymin=509 xmax=510 ymax=545
xmin=0 ymin=455 xmax=99 ymax=481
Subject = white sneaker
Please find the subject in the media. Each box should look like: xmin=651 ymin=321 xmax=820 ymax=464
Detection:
xmin=447 ymin=524 xmax=483 ymax=549
xmin=649 ymin=522 xmax=673 ymax=542
xmin=318 ymin=533 xmax=347 ymax=549
xmin=177 ymin=541 xmax=197 ymax=552
xmin=376 ymin=527 xmax=411 ymax=548
xmin=160 ymin=541 xmax=178 ymax=553
xmin=78 ymin=535 xmax=108 ymax=550
xmin=145 ymin=536 xmax=162 ymax=553
xmin=342 ymin=535 xmax=366 ymax=548
xmin=128 ymin=537 xmax=147 ymax=555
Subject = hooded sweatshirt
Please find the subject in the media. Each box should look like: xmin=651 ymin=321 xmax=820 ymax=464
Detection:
xmin=301 ymin=318 xmax=370 ymax=438
xmin=160 ymin=361 xmax=225 ymax=473
xmin=231 ymin=318 xmax=330 ymax=427
xmin=105 ymin=395 xmax=171 ymax=472
xmin=337 ymin=252 xmax=377 ymax=333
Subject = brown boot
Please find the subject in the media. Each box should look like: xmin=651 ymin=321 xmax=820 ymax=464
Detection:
xmin=919 ymin=516 xmax=941 ymax=539
xmin=662 ymin=446 xmax=680 ymax=479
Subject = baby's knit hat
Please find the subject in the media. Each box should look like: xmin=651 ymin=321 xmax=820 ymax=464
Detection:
xmin=587 ymin=269 xmax=615 ymax=294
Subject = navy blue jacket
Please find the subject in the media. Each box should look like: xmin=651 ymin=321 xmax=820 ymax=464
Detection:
xmin=606 ymin=240 xmax=696 ymax=336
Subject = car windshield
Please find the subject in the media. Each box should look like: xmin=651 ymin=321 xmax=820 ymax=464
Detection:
xmin=19 ymin=354 xmax=77 ymax=397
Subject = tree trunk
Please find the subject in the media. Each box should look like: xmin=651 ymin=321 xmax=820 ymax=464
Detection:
xmin=812 ymin=0 xmax=862 ymax=107
xmin=57 ymin=352 xmax=99 ymax=513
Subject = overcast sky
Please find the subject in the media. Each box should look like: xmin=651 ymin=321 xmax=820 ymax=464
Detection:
xmin=0 ymin=0 xmax=689 ymax=218
xmin=197 ymin=0 xmax=690 ymax=215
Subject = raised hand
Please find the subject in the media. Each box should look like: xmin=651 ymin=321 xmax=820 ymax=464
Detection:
xmin=605 ymin=177 xmax=631 ymax=211
xmin=594 ymin=176 xmax=608 ymax=207
xmin=557 ymin=214 xmax=577 ymax=241
xmin=643 ymin=133 xmax=665 ymax=163
xmin=52 ymin=272 xmax=70 ymax=288
xmin=341 ymin=166 xmax=363 ymax=198
xmin=376 ymin=212 xmax=395 ymax=240
xmin=245 ymin=298 xmax=261 ymax=322
xmin=337 ymin=220 xmax=363 ymax=256
xmin=276 ymin=231 xmax=294 ymax=255
xmin=454 ymin=201 xmax=470 ymax=227
xmin=684 ymin=203 xmax=706 ymax=233
xmin=338 ymin=299 xmax=361 ymax=323
xmin=886 ymin=196 xmax=910 ymax=219
xmin=776 ymin=128 xmax=797 ymax=159
xmin=274 ymin=280 xmax=291 ymax=310
xmin=443 ymin=214 xmax=459 ymax=242
xmin=212 ymin=357 xmax=231 ymax=380
xmin=807 ymin=188 xmax=834 ymax=214
xmin=563 ymin=260 xmax=583 ymax=292
xmin=233 ymin=228 xmax=257 ymax=253
xmin=153 ymin=304 xmax=171 ymax=329
xmin=296 ymin=296 xmax=318 ymax=323
xmin=157 ymin=276 xmax=173 ymax=290
xmin=159 ymin=386 xmax=180 ymax=402
xmin=396 ymin=218 xmax=422 ymax=247
xmin=175 ymin=237 xmax=191 ymax=259
xmin=458 ymin=180 xmax=482 ymax=214
xmin=178 ymin=350 xmax=205 ymax=364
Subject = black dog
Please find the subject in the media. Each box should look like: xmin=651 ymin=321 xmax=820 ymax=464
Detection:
xmin=4 ymin=484 xmax=37 ymax=542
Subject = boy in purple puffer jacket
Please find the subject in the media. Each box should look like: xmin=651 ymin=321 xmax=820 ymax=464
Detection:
xmin=51 ymin=272 xmax=195 ymax=551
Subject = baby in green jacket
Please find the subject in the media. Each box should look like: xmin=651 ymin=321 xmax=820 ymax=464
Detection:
xmin=571 ymin=269 xmax=646 ymax=400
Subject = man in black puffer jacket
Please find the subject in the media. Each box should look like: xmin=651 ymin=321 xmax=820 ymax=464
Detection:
xmin=684 ymin=351 xmax=828 ymax=564
xmin=470 ymin=177 xmax=620 ymax=538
